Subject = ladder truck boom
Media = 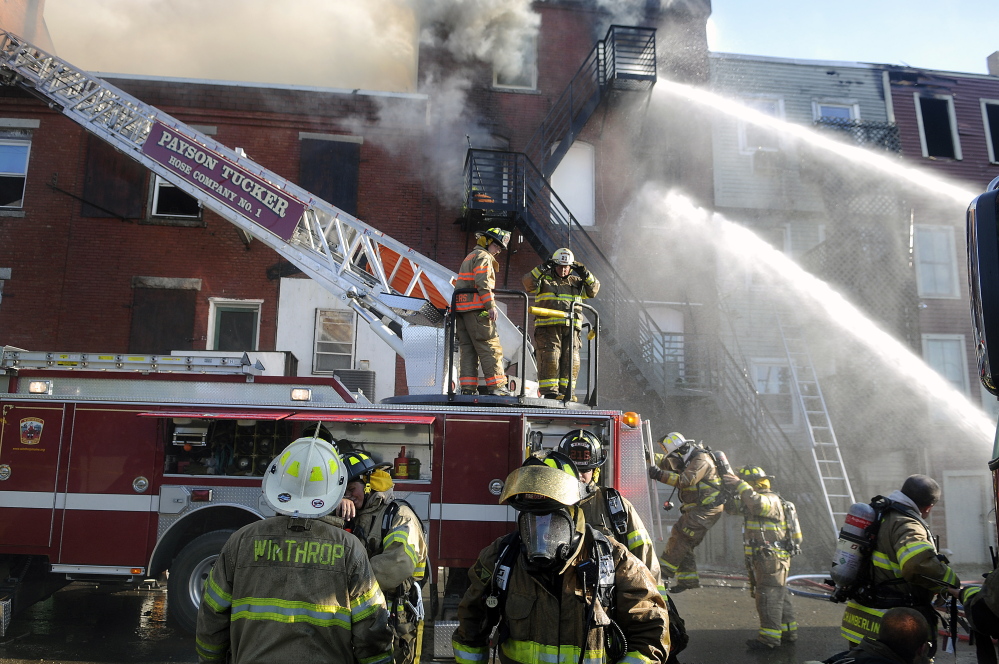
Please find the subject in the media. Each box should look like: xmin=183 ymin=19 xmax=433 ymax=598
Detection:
xmin=0 ymin=30 xmax=535 ymax=393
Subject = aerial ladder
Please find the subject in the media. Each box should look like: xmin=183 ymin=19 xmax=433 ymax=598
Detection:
xmin=0 ymin=31 xmax=537 ymax=396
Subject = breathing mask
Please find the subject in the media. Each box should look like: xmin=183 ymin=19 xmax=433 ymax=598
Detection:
xmin=518 ymin=508 xmax=579 ymax=569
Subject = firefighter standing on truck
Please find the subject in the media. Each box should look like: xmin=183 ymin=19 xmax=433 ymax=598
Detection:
xmin=522 ymin=247 xmax=599 ymax=400
xmin=839 ymin=474 xmax=959 ymax=657
xmin=455 ymin=227 xmax=512 ymax=396
xmin=338 ymin=451 xmax=428 ymax=664
xmin=195 ymin=437 xmax=392 ymax=664
xmin=723 ymin=465 xmax=801 ymax=651
xmin=647 ymin=432 xmax=725 ymax=592
xmin=452 ymin=453 xmax=670 ymax=664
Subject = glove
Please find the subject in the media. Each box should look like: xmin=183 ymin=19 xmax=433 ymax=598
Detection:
xmin=648 ymin=464 xmax=663 ymax=482
xmin=573 ymin=262 xmax=591 ymax=280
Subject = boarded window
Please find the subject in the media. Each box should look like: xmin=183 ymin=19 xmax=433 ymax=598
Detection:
xmin=129 ymin=288 xmax=196 ymax=354
xmin=0 ymin=139 xmax=30 ymax=207
xmin=917 ymin=96 xmax=959 ymax=159
xmin=299 ymin=138 xmax=359 ymax=215
xmin=82 ymin=135 xmax=145 ymax=218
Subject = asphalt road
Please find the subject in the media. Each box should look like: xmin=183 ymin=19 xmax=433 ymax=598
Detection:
xmin=0 ymin=577 xmax=980 ymax=664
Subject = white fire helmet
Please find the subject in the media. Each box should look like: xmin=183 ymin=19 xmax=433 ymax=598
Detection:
xmin=660 ymin=431 xmax=692 ymax=456
xmin=262 ymin=436 xmax=347 ymax=518
xmin=552 ymin=248 xmax=575 ymax=266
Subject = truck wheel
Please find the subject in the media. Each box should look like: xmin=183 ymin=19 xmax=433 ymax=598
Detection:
xmin=168 ymin=530 xmax=235 ymax=633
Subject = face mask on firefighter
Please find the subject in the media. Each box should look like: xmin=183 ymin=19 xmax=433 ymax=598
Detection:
xmin=518 ymin=509 xmax=576 ymax=568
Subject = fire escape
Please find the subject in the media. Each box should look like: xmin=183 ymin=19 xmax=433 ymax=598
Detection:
xmin=462 ymin=26 xmax=683 ymax=405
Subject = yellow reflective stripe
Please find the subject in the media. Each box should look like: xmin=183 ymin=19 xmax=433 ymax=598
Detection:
xmin=203 ymin=573 xmax=232 ymax=612
xmin=842 ymin=600 xmax=886 ymax=644
xmin=871 ymin=550 xmax=901 ymax=575
xmin=453 ymin=640 xmax=490 ymax=663
xmin=350 ymin=583 xmax=386 ymax=622
xmin=358 ymin=651 xmax=393 ymax=664
xmin=699 ymin=490 xmax=720 ymax=505
xmin=657 ymin=584 xmax=668 ymax=600
xmin=676 ymin=572 xmax=698 ymax=583
xmin=618 ymin=652 xmax=654 ymax=664
xmin=500 ymin=639 xmax=606 ymax=663
xmin=760 ymin=627 xmax=781 ymax=639
xmin=195 ymin=637 xmax=227 ymax=661
xmin=626 ymin=529 xmax=649 ymax=550
xmin=382 ymin=528 xmax=420 ymax=568
xmin=896 ymin=540 xmax=934 ymax=568
xmin=230 ymin=596 xmax=351 ymax=627
xmin=744 ymin=519 xmax=783 ymax=531
xmin=660 ymin=558 xmax=679 ymax=575
xmin=943 ymin=567 xmax=958 ymax=587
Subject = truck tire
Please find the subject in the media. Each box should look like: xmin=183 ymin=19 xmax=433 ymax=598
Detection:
xmin=168 ymin=529 xmax=235 ymax=633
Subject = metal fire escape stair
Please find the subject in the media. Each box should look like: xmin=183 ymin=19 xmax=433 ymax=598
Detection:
xmin=773 ymin=300 xmax=855 ymax=537
xmin=0 ymin=30 xmax=536 ymax=394
xmin=465 ymin=26 xmax=668 ymax=402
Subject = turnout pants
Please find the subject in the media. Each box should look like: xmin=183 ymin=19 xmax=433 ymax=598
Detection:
xmin=660 ymin=504 xmax=723 ymax=585
xmin=455 ymin=311 xmax=506 ymax=390
xmin=748 ymin=552 xmax=796 ymax=646
xmin=534 ymin=324 xmax=580 ymax=396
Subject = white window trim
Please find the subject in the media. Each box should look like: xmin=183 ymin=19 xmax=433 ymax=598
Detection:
xmin=150 ymin=174 xmax=202 ymax=219
xmin=811 ymin=99 xmax=861 ymax=121
xmin=312 ymin=308 xmax=357 ymax=375
xmin=921 ymin=333 xmax=970 ymax=396
xmin=493 ymin=36 xmax=538 ymax=91
xmin=749 ymin=357 xmax=797 ymax=426
xmin=913 ymin=224 xmax=961 ymax=299
xmin=206 ymin=298 xmax=263 ymax=351
xmin=981 ymin=98 xmax=999 ymax=165
xmin=913 ymin=92 xmax=963 ymax=160
xmin=0 ymin=138 xmax=31 ymax=209
xmin=738 ymin=96 xmax=785 ymax=155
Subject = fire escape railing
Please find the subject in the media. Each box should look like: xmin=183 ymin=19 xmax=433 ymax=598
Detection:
xmin=813 ymin=118 xmax=901 ymax=152
xmin=524 ymin=25 xmax=656 ymax=178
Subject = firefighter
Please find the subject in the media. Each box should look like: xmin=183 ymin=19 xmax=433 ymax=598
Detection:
xmin=452 ymin=453 xmax=671 ymax=664
xmin=839 ymin=474 xmax=959 ymax=656
xmin=522 ymin=247 xmax=599 ymax=400
xmin=722 ymin=465 xmax=799 ymax=650
xmin=955 ymin=568 xmax=999 ymax=664
xmin=455 ymin=227 xmax=512 ymax=396
xmin=339 ymin=451 xmax=428 ymax=664
xmin=195 ymin=436 xmax=392 ymax=664
xmin=647 ymin=431 xmax=725 ymax=592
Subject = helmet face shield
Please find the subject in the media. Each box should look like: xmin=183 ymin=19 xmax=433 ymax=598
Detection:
xmin=518 ymin=509 xmax=574 ymax=568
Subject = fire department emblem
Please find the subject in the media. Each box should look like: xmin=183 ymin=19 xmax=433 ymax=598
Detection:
xmin=0 ymin=464 xmax=10 ymax=481
xmin=19 ymin=417 xmax=43 ymax=445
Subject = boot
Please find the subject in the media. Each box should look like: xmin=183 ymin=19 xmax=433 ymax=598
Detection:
xmin=490 ymin=386 xmax=513 ymax=396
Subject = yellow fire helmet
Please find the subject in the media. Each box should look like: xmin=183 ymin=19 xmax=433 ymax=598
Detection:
xmin=499 ymin=452 xmax=584 ymax=513
xmin=262 ymin=436 xmax=347 ymax=518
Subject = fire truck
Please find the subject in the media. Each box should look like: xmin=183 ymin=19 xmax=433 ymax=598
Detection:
xmin=0 ymin=32 xmax=660 ymax=641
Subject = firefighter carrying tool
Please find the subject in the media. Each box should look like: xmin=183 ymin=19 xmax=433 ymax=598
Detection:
xmin=455 ymin=227 xmax=512 ymax=396
xmin=195 ymin=436 xmax=393 ymax=664
xmin=522 ymin=248 xmax=600 ymax=400
xmin=648 ymin=432 xmax=725 ymax=592
xmin=341 ymin=451 xmax=429 ymax=664
xmin=452 ymin=453 xmax=670 ymax=664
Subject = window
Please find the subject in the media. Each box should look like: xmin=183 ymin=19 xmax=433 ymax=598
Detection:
xmin=493 ymin=36 xmax=537 ymax=90
xmin=922 ymin=334 xmax=969 ymax=395
xmin=299 ymin=134 xmax=361 ymax=215
xmin=314 ymin=309 xmax=356 ymax=373
xmin=813 ymin=101 xmax=858 ymax=121
xmin=208 ymin=299 xmax=261 ymax=351
xmin=150 ymin=175 xmax=201 ymax=219
xmin=739 ymin=97 xmax=783 ymax=153
xmin=751 ymin=360 xmax=793 ymax=424
xmin=0 ymin=139 xmax=29 ymax=208
xmin=914 ymin=225 xmax=960 ymax=298
xmin=982 ymin=99 xmax=999 ymax=164
xmin=915 ymin=93 xmax=962 ymax=160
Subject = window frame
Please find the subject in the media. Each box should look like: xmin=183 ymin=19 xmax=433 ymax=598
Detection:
xmin=206 ymin=298 xmax=262 ymax=351
xmin=921 ymin=333 xmax=970 ymax=396
xmin=312 ymin=308 xmax=357 ymax=375
xmin=812 ymin=100 xmax=860 ymax=121
xmin=913 ymin=92 xmax=963 ymax=160
xmin=0 ymin=137 xmax=31 ymax=209
xmin=148 ymin=173 xmax=202 ymax=221
xmin=913 ymin=224 xmax=961 ymax=299
xmin=981 ymin=98 xmax=999 ymax=165
xmin=493 ymin=35 xmax=538 ymax=91
xmin=738 ymin=96 xmax=785 ymax=155
xmin=750 ymin=358 xmax=796 ymax=426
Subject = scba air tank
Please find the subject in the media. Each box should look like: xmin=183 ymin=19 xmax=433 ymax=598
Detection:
xmin=829 ymin=502 xmax=876 ymax=593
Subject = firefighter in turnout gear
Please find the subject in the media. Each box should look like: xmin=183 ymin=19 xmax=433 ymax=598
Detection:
xmin=340 ymin=451 xmax=429 ymax=664
xmin=839 ymin=474 xmax=959 ymax=656
xmin=452 ymin=453 xmax=671 ymax=664
xmin=455 ymin=227 xmax=512 ymax=396
xmin=647 ymin=432 xmax=724 ymax=592
xmin=723 ymin=465 xmax=799 ymax=650
xmin=522 ymin=247 xmax=599 ymax=400
xmin=195 ymin=437 xmax=392 ymax=664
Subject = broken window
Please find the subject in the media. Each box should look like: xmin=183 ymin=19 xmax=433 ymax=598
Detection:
xmin=983 ymin=100 xmax=999 ymax=164
xmin=150 ymin=174 xmax=201 ymax=219
xmin=915 ymin=94 xmax=961 ymax=160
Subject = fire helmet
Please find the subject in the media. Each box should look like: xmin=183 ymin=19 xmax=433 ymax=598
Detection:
xmin=556 ymin=429 xmax=606 ymax=471
xmin=342 ymin=451 xmax=380 ymax=484
xmin=552 ymin=247 xmax=575 ymax=266
xmin=738 ymin=465 xmax=773 ymax=484
xmin=660 ymin=431 xmax=693 ymax=456
xmin=499 ymin=452 xmax=584 ymax=513
xmin=262 ymin=437 xmax=347 ymax=518
xmin=478 ymin=227 xmax=511 ymax=250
